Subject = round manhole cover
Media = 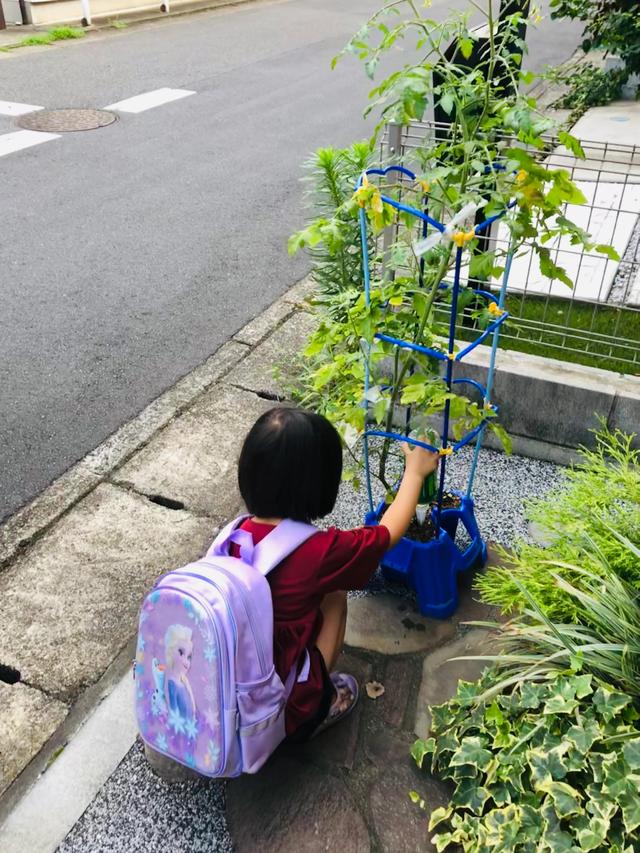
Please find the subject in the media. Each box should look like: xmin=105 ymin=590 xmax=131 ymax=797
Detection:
xmin=17 ymin=109 xmax=117 ymax=133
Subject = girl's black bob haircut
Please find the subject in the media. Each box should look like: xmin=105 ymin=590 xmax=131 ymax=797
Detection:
xmin=238 ymin=407 xmax=342 ymax=523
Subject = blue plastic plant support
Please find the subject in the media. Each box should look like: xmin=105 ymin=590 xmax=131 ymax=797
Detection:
xmin=357 ymin=164 xmax=513 ymax=618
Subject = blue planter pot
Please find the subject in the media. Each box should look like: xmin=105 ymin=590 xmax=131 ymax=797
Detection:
xmin=365 ymin=491 xmax=487 ymax=619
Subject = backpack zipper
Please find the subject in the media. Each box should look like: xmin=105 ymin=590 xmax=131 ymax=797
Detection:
xmin=179 ymin=570 xmax=242 ymax=663
xmin=197 ymin=560 xmax=269 ymax=675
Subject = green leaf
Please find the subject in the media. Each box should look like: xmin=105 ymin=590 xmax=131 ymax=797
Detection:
xmin=577 ymin=818 xmax=608 ymax=851
xmin=489 ymin=422 xmax=512 ymax=455
xmin=594 ymin=243 xmax=620 ymax=261
xmin=485 ymin=701 xmax=505 ymax=727
xmin=622 ymin=738 xmax=640 ymax=770
xmin=450 ymin=737 xmax=494 ymax=772
xmin=459 ymin=37 xmax=473 ymax=59
xmin=440 ymin=93 xmax=454 ymax=116
xmin=537 ymin=247 xmax=573 ymax=288
xmin=428 ymin=805 xmax=453 ymax=831
xmin=411 ymin=737 xmax=436 ymax=768
xmin=593 ymin=686 xmax=631 ymax=723
xmin=558 ymin=130 xmax=585 ymax=160
xmin=529 ymin=746 xmax=569 ymax=785
xmin=565 ymin=719 xmax=600 ymax=754
xmin=373 ymin=397 xmax=387 ymax=423
xmin=519 ymin=681 xmax=544 ymax=710
xmin=451 ymin=778 xmax=490 ymax=815
xmin=619 ymin=789 xmax=640 ymax=834
xmin=538 ymin=781 xmax=583 ymax=819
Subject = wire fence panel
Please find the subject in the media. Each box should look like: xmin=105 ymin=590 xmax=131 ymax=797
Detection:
xmin=379 ymin=121 xmax=640 ymax=374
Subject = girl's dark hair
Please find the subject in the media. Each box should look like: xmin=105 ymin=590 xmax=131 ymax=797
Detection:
xmin=238 ymin=407 xmax=342 ymax=523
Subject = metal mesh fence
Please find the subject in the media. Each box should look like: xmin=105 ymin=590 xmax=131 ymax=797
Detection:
xmin=378 ymin=121 xmax=640 ymax=374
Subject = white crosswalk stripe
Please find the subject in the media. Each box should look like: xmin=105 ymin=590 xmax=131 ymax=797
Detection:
xmin=0 ymin=129 xmax=60 ymax=158
xmin=0 ymin=87 xmax=197 ymax=159
xmin=0 ymin=100 xmax=44 ymax=117
xmin=104 ymin=87 xmax=196 ymax=114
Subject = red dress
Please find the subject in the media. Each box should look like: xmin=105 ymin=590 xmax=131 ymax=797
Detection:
xmin=231 ymin=519 xmax=390 ymax=736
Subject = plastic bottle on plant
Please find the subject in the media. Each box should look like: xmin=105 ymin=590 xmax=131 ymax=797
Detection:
xmin=416 ymin=470 xmax=438 ymax=525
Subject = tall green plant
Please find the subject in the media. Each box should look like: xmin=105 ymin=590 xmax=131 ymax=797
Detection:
xmin=469 ymin=545 xmax=640 ymax=699
xmin=297 ymin=144 xmax=372 ymax=321
xmin=551 ymin=0 xmax=640 ymax=78
xmin=477 ymin=427 xmax=640 ymax=619
xmin=290 ymin=0 xmax=617 ymax=496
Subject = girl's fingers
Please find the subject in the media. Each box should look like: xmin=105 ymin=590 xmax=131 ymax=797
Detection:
xmin=400 ymin=442 xmax=410 ymax=458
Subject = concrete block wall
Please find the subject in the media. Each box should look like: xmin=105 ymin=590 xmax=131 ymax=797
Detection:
xmin=458 ymin=347 xmax=640 ymax=451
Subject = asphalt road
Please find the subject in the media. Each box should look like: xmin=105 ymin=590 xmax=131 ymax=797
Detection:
xmin=0 ymin=0 xmax=581 ymax=520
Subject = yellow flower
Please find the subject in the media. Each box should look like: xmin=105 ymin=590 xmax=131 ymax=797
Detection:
xmin=354 ymin=188 xmax=367 ymax=208
xmin=451 ymin=229 xmax=475 ymax=248
xmin=370 ymin=190 xmax=384 ymax=214
xmin=418 ymin=179 xmax=431 ymax=194
xmin=487 ymin=301 xmax=504 ymax=317
xmin=516 ymin=169 xmax=527 ymax=183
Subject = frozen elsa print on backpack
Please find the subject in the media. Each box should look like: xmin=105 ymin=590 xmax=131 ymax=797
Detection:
xmin=135 ymin=587 xmax=226 ymax=771
xmin=164 ymin=624 xmax=195 ymax=722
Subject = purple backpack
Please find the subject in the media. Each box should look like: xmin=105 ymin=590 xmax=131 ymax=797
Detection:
xmin=134 ymin=515 xmax=317 ymax=777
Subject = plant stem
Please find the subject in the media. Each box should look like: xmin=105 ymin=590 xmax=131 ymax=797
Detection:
xmin=377 ymin=247 xmax=452 ymax=488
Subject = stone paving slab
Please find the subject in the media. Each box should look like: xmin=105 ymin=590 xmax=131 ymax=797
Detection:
xmin=114 ymin=386 xmax=274 ymax=518
xmin=414 ymin=628 xmax=495 ymax=739
xmin=281 ymin=275 xmax=315 ymax=307
xmin=0 ymin=483 xmax=213 ymax=704
xmin=229 ymin=310 xmax=317 ymax=399
xmin=0 ymin=683 xmax=68 ymax=798
xmin=345 ymin=593 xmax=457 ymax=655
xmin=0 ymin=464 xmax=101 ymax=569
xmin=227 ymin=754 xmax=371 ymax=853
xmin=233 ymin=298 xmax=296 ymax=347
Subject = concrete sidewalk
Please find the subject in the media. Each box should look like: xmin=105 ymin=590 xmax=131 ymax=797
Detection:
xmin=0 ymin=278 xmax=312 ymax=811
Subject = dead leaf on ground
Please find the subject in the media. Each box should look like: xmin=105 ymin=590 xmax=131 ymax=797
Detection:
xmin=365 ymin=681 xmax=385 ymax=700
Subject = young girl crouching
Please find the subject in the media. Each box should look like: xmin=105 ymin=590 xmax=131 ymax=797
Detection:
xmin=234 ymin=406 xmax=438 ymax=740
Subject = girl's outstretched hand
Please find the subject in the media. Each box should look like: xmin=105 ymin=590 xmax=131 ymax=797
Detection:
xmin=401 ymin=442 xmax=439 ymax=480
xmin=379 ymin=443 xmax=440 ymax=548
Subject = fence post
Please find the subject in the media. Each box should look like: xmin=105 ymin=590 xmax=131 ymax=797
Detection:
xmin=80 ymin=0 xmax=92 ymax=26
xmin=382 ymin=122 xmax=403 ymax=280
xmin=0 ymin=1 xmax=6 ymax=30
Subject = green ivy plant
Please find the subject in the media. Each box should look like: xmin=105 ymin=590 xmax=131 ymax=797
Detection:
xmin=412 ymin=670 xmax=640 ymax=852
xmin=551 ymin=63 xmax=628 ymax=122
xmin=290 ymin=0 xmax=618 ymax=497
xmin=550 ymin=0 xmax=640 ymax=79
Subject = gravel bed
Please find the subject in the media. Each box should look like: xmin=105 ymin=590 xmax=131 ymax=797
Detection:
xmin=56 ymin=740 xmax=232 ymax=853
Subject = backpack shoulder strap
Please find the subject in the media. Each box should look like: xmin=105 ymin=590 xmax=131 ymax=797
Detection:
xmin=252 ymin=520 xmax=318 ymax=577
xmin=206 ymin=515 xmax=251 ymax=558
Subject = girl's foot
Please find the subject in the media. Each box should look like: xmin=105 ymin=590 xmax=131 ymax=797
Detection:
xmin=312 ymin=672 xmax=359 ymax=738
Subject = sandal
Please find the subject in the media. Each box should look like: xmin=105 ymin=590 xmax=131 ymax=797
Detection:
xmin=312 ymin=672 xmax=359 ymax=738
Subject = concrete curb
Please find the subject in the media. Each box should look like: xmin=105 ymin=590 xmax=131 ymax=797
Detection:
xmin=460 ymin=345 xmax=640 ymax=453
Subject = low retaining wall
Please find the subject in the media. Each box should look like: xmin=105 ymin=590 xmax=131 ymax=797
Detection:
xmin=458 ymin=347 xmax=640 ymax=457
